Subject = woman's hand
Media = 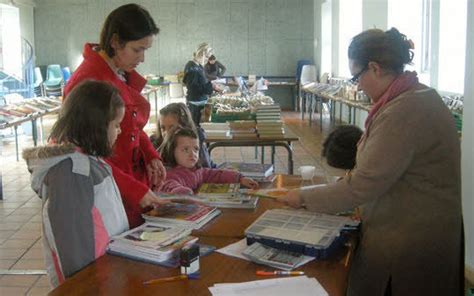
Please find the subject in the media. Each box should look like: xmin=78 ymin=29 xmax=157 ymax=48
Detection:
xmin=240 ymin=177 xmax=259 ymax=190
xmin=277 ymin=189 xmax=303 ymax=208
xmin=147 ymin=158 xmax=166 ymax=190
xmin=139 ymin=190 xmax=172 ymax=208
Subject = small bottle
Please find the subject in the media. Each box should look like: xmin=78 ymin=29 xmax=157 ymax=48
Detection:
xmin=180 ymin=244 xmax=200 ymax=275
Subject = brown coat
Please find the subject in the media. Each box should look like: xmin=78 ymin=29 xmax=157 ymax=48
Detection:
xmin=301 ymin=87 xmax=462 ymax=295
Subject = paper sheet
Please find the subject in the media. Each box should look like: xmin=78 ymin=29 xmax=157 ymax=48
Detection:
xmin=209 ymin=276 xmax=328 ymax=296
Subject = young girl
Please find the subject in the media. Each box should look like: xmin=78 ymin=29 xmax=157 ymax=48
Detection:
xmin=152 ymin=102 xmax=215 ymax=168
xmin=23 ymin=81 xmax=168 ymax=287
xmin=158 ymin=127 xmax=258 ymax=194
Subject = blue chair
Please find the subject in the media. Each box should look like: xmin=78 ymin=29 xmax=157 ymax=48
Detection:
xmin=61 ymin=66 xmax=71 ymax=83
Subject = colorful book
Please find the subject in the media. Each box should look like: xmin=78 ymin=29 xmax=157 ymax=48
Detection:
xmin=142 ymin=202 xmax=221 ymax=229
xmin=197 ymin=183 xmax=240 ymax=197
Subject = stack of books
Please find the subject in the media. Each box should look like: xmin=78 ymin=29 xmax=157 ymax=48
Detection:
xmin=255 ymin=104 xmax=282 ymax=122
xmin=228 ymin=120 xmax=257 ymax=139
xmin=218 ymin=162 xmax=275 ymax=182
xmin=196 ymin=183 xmax=258 ymax=209
xmin=107 ymin=223 xmax=197 ymax=266
xmin=197 ymin=183 xmax=240 ymax=198
xmin=255 ymin=105 xmax=284 ymax=138
xmin=201 ymin=122 xmax=231 ymax=138
xmin=245 ymin=209 xmax=360 ymax=259
xmin=142 ymin=202 xmax=221 ymax=230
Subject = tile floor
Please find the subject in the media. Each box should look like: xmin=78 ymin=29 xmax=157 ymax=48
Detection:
xmin=0 ymin=111 xmax=340 ymax=295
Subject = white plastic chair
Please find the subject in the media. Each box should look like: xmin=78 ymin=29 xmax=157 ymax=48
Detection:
xmin=300 ymin=65 xmax=317 ymax=120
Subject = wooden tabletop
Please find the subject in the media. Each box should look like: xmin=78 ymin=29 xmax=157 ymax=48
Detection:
xmin=205 ymin=131 xmax=300 ymax=143
xmin=49 ymin=175 xmax=350 ymax=296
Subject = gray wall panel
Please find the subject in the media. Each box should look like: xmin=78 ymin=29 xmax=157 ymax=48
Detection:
xmin=34 ymin=0 xmax=314 ymax=76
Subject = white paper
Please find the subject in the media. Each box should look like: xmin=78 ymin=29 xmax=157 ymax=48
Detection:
xmin=216 ymin=239 xmax=250 ymax=261
xmin=209 ymin=276 xmax=328 ymax=296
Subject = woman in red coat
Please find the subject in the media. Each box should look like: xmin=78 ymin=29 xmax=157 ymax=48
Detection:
xmin=64 ymin=4 xmax=168 ymax=227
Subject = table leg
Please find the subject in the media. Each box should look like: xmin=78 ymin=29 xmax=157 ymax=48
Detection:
xmin=261 ymin=147 xmax=265 ymax=164
xmin=339 ymin=102 xmax=342 ymax=124
xmin=353 ymin=108 xmax=357 ymax=125
xmin=319 ymin=97 xmax=323 ymax=132
xmin=14 ymin=125 xmax=19 ymax=162
xmin=32 ymin=119 xmax=38 ymax=147
xmin=301 ymin=92 xmax=305 ymax=120
xmin=271 ymin=145 xmax=275 ymax=166
xmin=308 ymin=93 xmax=313 ymax=126
xmin=255 ymin=146 xmax=258 ymax=159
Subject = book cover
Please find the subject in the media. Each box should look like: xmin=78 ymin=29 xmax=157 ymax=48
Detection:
xmin=144 ymin=202 xmax=216 ymax=223
xmin=197 ymin=183 xmax=240 ymax=196
xmin=246 ymin=188 xmax=289 ymax=199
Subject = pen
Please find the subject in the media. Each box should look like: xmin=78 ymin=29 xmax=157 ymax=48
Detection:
xmin=256 ymin=270 xmax=304 ymax=276
xmin=143 ymin=273 xmax=199 ymax=285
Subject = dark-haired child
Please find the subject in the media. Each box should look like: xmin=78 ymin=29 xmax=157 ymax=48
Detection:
xmin=158 ymin=127 xmax=258 ymax=194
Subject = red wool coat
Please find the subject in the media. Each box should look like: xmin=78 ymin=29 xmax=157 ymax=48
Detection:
xmin=64 ymin=43 xmax=160 ymax=228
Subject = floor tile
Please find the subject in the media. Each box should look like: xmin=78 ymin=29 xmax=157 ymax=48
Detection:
xmin=0 ymin=275 xmax=39 ymax=287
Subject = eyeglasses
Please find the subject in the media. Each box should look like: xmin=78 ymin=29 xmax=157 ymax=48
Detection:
xmin=349 ymin=66 xmax=367 ymax=84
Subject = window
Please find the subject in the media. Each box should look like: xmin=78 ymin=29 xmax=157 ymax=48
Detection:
xmin=437 ymin=0 xmax=467 ymax=93
xmin=320 ymin=0 xmax=332 ymax=77
xmin=338 ymin=0 xmax=362 ymax=77
xmin=0 ymin=4 xmax=21 ymax=78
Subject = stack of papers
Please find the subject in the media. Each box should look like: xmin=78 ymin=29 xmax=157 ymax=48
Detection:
xmin=201 ymin=122 xmax=231 ymax=138
xmin=142 ymin=202 xmax=221 ymax=229
xmin=107 ymin=223 xmax=196 ymax=266
xmin=209 ymin=276 xmax=328 ymax=296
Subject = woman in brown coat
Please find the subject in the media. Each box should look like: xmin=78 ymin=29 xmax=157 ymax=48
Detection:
xmin=282 ymin=28 xmax=462 ymax=295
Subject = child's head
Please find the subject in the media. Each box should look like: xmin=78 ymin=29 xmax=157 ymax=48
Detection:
xmin=159 ymin=127 xmax=199 ymax=169
xmin=322 ymin=125 xmax=363 ymax=170
xmin=49 ymin=80 xmax=124 ymax=157
xmin=208 ymin=55 xmax=216 ymax=64
xmin=157 ymin=103 xmax=196 ymax=141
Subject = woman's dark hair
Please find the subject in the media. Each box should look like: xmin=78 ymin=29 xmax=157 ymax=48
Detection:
xmin=154 ymin=103 xmax=197 ymax=147
xmin=208 ymin=55 xmax=216 ymax=61
xmin=49 ymin=80 xmax=124 ymax=157
xmin=348 ymin=27 xmax=414 ymax=74
xmin=100 ymin=4 xmax=159 ymax=57
xmin=158 ymin=127 xmax=199 ymax=167
xmin=322 ymin=125 xmax=363 ymax=170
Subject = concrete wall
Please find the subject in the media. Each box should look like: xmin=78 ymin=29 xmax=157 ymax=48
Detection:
xmin=34 ymin=0 xmax=314 ymax=76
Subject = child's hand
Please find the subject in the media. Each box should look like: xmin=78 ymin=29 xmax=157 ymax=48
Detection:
xmin=139 ymin=190 xmax=172 ymax=208
xmin=147 ymin=158 xmax=167 ymax=189
xmin=240 ymin=177 xmax=259 ymax=189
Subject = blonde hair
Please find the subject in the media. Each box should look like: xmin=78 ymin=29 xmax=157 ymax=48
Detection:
xmin=156 ymin=103 xmax=197 ymax=147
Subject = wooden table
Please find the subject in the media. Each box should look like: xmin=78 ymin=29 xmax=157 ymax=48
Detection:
xmin=205 ymin=132 xmax=300 ymax=175
xmin=49 ymin=175 xmax=350 ymax=296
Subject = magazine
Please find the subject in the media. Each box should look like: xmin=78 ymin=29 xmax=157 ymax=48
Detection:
xmin=158 ymin=193 xmax=259 ymax=210
xmin=197 ymin=183 xmax=240 ymax=197
xmin=107 ymin=222 xmax=196 ymax=266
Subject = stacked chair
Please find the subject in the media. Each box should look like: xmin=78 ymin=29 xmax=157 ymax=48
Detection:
xmin=299 ymin=64 xmax=317 ymax=120
xmin=43 ymin=64 xmax=63 ymax=97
